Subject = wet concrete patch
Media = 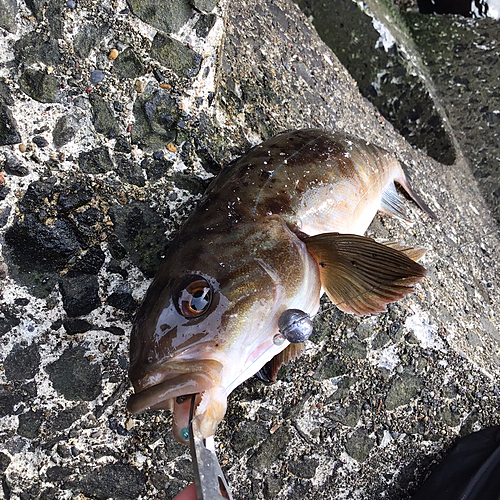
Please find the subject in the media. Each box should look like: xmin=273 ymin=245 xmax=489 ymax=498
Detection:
xmin=46 ymin=346 xmax=102 ymax=401
xmin=402 ymin=12 xmax=500 ymax=223
xmin=76 ymin=463 xmax=147 ymax=500
xmin=295 ymin=0 xmax=456 ymax=164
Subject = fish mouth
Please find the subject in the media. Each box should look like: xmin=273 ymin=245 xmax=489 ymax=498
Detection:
xmin=127 ymin=359 xmax=223 ymax=415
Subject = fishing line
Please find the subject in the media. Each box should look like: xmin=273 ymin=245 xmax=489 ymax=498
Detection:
xmin=189 ymin=393 xmax=196 ymax=428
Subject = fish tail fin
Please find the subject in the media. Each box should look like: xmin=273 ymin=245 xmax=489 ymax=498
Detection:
xmin=396 ymin=164 xmax=437 ymax=219
xmin=303 ymin=233 xmax=427 ymax=316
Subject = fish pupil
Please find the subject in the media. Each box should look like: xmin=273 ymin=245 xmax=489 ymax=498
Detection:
xmin=190 ymin=288 xmax=210 ymax=311
xmin=177 ymin=277 xmax=213 ymax=317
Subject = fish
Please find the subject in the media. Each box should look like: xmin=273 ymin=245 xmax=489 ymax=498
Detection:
xmin=127 ymin=128 xmax=432 ymax=442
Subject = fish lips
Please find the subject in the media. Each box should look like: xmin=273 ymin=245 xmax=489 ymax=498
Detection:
xmin=126 ymin=359 xmax=223 ymax=415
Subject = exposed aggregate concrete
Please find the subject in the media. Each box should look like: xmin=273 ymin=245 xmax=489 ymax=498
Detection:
xmin=0 ymin=0 xmax=499 ymax=499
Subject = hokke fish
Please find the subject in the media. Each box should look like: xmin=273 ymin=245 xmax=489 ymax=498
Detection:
xmin=127 ymin=129 xmax=432 ymax=442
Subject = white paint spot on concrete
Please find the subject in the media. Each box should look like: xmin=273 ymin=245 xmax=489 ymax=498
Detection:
xmin=369 ymin=344 xmax=400 ymax=371
xmin=372 ymin=19 xmax=396 ymax=52
xmin=380 ymin=430 xmax=393 ymax=448
xmin=405 ymin=312 xmax=444 ymax=350
xmin=469 ymin=202 xmax=480 ymax=215
xmin=323 ymin=54 xmax=333 ymax=66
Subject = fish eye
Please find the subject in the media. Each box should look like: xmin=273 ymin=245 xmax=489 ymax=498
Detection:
xmin=177 ymin=277 xmax=212 ymax=318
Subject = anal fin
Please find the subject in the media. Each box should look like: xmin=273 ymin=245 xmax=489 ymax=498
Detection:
xmin=304 ymin=233 xmax=427 ymax=316
xmin=382 ymin=241 xmax=427 ymax=262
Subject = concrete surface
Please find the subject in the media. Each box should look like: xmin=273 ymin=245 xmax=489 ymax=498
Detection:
xmin=0 ymin=0 xmax=499 ymax=498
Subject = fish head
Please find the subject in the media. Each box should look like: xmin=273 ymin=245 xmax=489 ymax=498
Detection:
xmin=127 ymin=216 xmax=320 ymax=443
xmin=127 ymin=266 xmax=231 ymax=442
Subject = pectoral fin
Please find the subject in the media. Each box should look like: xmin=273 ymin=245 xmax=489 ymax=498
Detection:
xmin=255 ymin=343 xmax=305 ymax=384
xmin=303 ymin=233 xmax=427 ymax=315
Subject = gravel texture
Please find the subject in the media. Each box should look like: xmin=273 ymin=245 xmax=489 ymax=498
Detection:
xmin=403 ymin=12 xmax=500 ymax=224
xmin=0 ymin=0 xmax=499 ymax=499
